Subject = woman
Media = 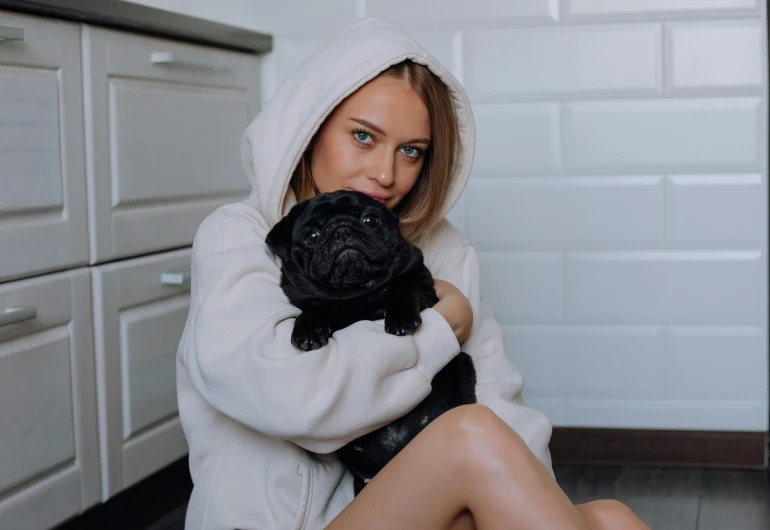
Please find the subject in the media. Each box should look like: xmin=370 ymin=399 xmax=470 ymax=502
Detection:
xmin=176 ymin=16 xmax=650 ymax=530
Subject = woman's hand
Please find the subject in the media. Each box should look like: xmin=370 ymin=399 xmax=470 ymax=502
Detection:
xmin=433 ymin=279 xmax=473 ymax=345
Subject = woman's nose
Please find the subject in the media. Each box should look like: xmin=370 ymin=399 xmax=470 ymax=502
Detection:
xmin=369 ymin=149 xmax=396 ymax=187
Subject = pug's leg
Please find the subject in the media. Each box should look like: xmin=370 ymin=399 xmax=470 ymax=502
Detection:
xmin=384 ymin=287 xmax=422 ymax=336
xmin=291 ymin=312 xmax=333 ymax=351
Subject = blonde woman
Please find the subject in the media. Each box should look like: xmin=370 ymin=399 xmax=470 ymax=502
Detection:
xmin=176 ymin=17 xmax=650 ymax=530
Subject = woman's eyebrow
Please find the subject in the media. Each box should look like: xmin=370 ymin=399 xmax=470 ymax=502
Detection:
xmin=350 ymin=118 xmax=431 ymax=145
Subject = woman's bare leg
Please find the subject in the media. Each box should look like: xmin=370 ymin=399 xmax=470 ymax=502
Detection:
xmin=577 ymin=501 xmax=651 ymax=530
xmin=327 ymin=404 xmax=593 ymax=530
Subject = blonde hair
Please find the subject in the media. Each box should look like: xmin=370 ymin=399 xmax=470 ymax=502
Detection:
xmin=289 ymin=60 xmax=459 ymax=241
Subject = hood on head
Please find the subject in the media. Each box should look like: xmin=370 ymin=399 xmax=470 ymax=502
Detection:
xmin=241 ymin=16 xmax=476 ymax=231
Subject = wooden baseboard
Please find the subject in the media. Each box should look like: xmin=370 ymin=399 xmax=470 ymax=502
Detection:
xmin=550 ymin=428 xmax=769 ymax=470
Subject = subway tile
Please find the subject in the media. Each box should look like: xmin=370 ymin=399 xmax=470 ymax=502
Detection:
xmin=504 ymin=325 xmax=666 ymax=399
xmin=465 ymin=25 xmax=661 ymax=100
xmin=365 ymin=0 xmax=558 ymax=28
xmin=477 ymin=252 xmax=563 ymax=324
xmin=667 ymin=326 xmax=767 ymax=401
xmin=566 ymin=0 xmax=759 ymax=18
xmin=668 ymin=20 xmax=763 ymax=92
xmin=472 ymin=103 xmax=560 ymax=174
xmin=563 ymin=98 xmax=763 ymax=172
xmin=666 ymin=175 xmax=764 ymax=243
xmin=529 ymin=397 xmax=767 ymax=430
xmin=565 ymin=250 xmax=764 ymax=324
xmin=466 ymin=177 xmax=664 ymax=246
xmin=187 ymin=0 xmax=358 ymax=35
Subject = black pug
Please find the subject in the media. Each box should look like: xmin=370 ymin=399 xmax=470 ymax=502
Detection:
xmin=265 ymin=190 xmax=477 ymax=494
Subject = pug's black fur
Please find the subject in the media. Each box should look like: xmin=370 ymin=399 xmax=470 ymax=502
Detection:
xmin=266 ymin=190 xmax=476 ymax=494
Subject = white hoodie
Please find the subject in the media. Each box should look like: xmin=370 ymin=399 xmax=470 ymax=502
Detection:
xmin=176 ymin=16 xmax=553 ymax=530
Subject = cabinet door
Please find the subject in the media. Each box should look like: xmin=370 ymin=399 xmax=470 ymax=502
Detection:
xmin=0 ymin=268 xmax=100 ymax=530
xmin=91 ymin=248 xmax=192 ymax=500
xmin=0 ymin=12 xmax=88 ymax=282
xmin=82 ymin=26 xmax=259 ymax=264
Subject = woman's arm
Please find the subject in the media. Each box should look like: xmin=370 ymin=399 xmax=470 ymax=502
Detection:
xmin=179 ymin=208 xmax=461 ymax=455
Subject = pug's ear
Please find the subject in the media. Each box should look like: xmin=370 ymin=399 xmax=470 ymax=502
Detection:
xmin=265 ymin=202 xmax=306 ymax=262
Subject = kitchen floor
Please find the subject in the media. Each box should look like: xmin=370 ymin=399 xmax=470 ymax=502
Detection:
xmin=57 ymin=459 xmax=769 ymax=529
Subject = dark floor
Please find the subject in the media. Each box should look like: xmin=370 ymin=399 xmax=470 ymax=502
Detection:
xmin=56 ymin=459 xmax=769 ymax=529
xmin=555 ymin=466 xmax=770 ymax=530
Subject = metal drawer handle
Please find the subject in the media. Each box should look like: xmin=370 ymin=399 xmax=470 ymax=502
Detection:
xmin=0 ymin=307 xmax=37 ymax=327
xmin=150 ymin=52 xmax=229 ymax=72
xmin=0 ymin=25 xmax=24 ymax=42
xmin=161 ymin=272 xmax=191 ymax=287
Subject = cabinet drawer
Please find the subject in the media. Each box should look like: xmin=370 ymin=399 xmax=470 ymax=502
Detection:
xmin=82 ymin=26 xmax=260 ymax=264
xmin=0 ymin=12 xmax=88 ymax=282
xmin=91 ymin=248 xmax=192 ymax=499
xmin=0 ymin=268 xmax=100 ymax=530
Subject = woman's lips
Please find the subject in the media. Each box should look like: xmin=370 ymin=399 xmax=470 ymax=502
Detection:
xmin=349 ymin=189 xmax=390 ymax=204
xmin=368 ymin=195 xmax=389 ymax=205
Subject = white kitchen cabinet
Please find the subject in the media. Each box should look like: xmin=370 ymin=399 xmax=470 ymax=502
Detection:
xmin=0 ymin=12 xmax=89 ymax=283
xmin=0 ymin=5 xmax=268 ymax=525
xmin=0 ymin=268 xmax=100 ymax=530
xmin=91 ymin=248 xmax=192 ymax=500
xmin=81 ymin=26 xmax=258 ymax=264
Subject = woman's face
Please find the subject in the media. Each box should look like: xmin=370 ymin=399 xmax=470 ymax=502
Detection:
xmin=309 ymin=75 xmax=430 ymax=210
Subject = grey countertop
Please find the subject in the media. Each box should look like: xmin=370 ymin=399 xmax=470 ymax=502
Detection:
xmin=0 ymin=0 xmax=272 ymax=54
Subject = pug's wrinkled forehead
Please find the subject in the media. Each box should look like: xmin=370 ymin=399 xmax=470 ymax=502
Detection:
xmin=298 ymin=191 xmax=395 ymax=226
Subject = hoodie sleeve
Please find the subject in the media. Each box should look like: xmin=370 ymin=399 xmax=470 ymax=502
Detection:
xmin=180 ymin=208 xmax=461 ymax=454
xmin=430 ymin=236 xmax=555 ymax=474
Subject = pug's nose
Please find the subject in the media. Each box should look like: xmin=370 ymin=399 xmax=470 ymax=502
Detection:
xmin=334 ymin=226 xmax=351 ymax=239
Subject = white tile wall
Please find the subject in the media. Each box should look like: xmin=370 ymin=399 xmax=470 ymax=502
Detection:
xmin=123 ymin=0 xmax=769 ymax=431
xmin=506 ymin=325 xmax=668 ymax=400
xmin=467 ymin=177 xmax=665 ymax=246
xmin=566 ymin=0 xmax=760 ymax=18
xmin=478 ymin=252 xmax=564 ymax=324
xmin=465 ymin=25 xmax=662 ymax=100
xmin=472 ymin=103 xmax=560 ymax=174
xmin=564 ymin=98 xmax=764 ymax=172
xmin=667 ymin=20 xmax=764 ymax=92
xmin=565 ymin=250 xmax=764 ymax=324
xmin=366 ymin=0 xmax=559 ymax=29
xmin=667 ymin=175 xmax=764 ymax=242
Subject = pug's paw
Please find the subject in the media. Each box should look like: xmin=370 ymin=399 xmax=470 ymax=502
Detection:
xmin=384 ymin=297 xmax=422 ymax=336
xmin=292 ymin=313 xmax=332 ymax=351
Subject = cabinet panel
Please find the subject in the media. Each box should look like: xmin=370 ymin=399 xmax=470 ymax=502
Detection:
xmin=82 ymin=26 xmax=259 ymax=264
xmin=0 ymin=268 xmax=100 ymax=530
xmin=92 ymin=248 xmax=191 ymax=500
xmin=0 ymin=12 xmax=88 ymax=282
xmin=122 ymin=297 xmax=189 ymax=439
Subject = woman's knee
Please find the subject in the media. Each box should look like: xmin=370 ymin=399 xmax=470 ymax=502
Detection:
xmin=431 ymin=404 xmax=530 ymax=467
xmin=577 ymin=500 xmax=650 ymax=530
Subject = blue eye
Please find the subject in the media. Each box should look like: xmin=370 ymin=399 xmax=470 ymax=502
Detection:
xmin=305 ymin=230 xmax=320 ymax=244
xmin=402 ymin=146 xmax=421 ymax=158
xmin=354 ymin=131 xmax=373 ymax=144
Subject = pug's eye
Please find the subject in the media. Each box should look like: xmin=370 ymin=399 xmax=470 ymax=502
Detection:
xmin=361 ymin=213 xmax=380 ymax=227
xmin=305 ymin=230 xmax=320 ymax=245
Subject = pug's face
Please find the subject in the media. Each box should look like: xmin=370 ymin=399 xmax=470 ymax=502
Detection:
xmin=266 ymin=190 xmax=407 ymax=291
